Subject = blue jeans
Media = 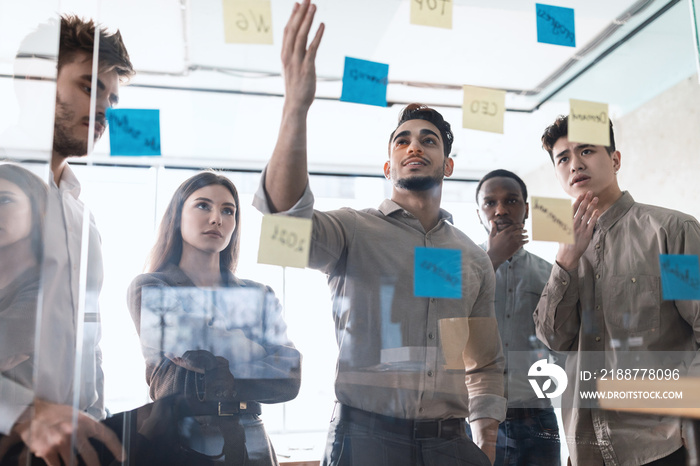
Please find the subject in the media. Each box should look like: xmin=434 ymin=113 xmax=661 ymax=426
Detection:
xmin=466 ymin=407 xmax=561 ymax=466
xmin=323 ymin=404 xmax=491 ymax=466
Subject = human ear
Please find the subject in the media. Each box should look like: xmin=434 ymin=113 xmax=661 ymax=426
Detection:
xmin=383 ymin=161 xmax=391 ymax=180
xmin=443 ymin=157 xmax=454 ymax=178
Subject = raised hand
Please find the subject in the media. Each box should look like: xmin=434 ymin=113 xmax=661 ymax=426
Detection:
xmin=266 ymin=0 xmax=325 ymax=212
xmin=485 ymin=221 xmax=528 ymax=271
xmin=281 ymin=0 xmax=324 ymax=111
xmin=555 ymin=191 xmax=599 ymax=271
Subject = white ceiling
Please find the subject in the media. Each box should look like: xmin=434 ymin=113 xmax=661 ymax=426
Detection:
xmin=1 ymin=0 xmax=698 ymax=179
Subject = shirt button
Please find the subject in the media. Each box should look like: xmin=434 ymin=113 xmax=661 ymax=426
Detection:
xmin=508 ymin=288 xmax=513 ymax=292
xmin=428 ymin=332 xmax=435 ymax=340
xmin=427 ymin=371 xmax=434 ymax=377
xmin=506 ymin=314 xmax=510 ymax=318
xmin=596 ymin=274 xmax=601 ymax=280
xmin=595 ymin=336 xmax=601 ymax=342
xmin=562 ymin=280 xmax=568 ymax=286
xmin=430 ymin=298 xmax=436 ymax=303
xmin=419 ymin=407 xmax=424 ymax=413
xmin=595 ymin=243 xmax=600 ymax=250
xmin=631 ymin=277 xmax=636 ymax=283
xmin=596 ymin=305 xmax=601 ymax=310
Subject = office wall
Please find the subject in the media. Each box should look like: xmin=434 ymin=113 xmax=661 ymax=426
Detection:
xmin=521 ymin=74 xmax=700 ymax=222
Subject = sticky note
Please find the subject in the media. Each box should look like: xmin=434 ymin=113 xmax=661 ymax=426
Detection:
xmin=414 ymin=247 xmax=462 ymax=299
xmin=462 ymin=85 xmax=506 ymax=134
xmin=568 ymin=99 xmax=611 ymax=146
xmin=107 ymin=109 xmax=161 ymax=156
xmin=659 ymin=254 xmax=700 ymax=300
xmin=410 ymin=0 xmax=453 ymax=29
xmin=222 ymin=0 xmax=273 ymax=44
xmin=531 ymin=196 xmax=574 ymax=244
xmin=439 ymin=317 xmax=469 ymax=370
xmin=257 ymin=215 xmax=312 ymax=268
xmin=340 ymin=57 xmax=389 ymax=107
xmin=536 ymin=3 xmax=576 ymax=47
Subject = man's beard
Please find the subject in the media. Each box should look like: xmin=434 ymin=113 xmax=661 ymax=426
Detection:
xmin=53 ymin=98 xmax=87 ymax=157
xmin=394 ymin=174 xmax=442 ymax=191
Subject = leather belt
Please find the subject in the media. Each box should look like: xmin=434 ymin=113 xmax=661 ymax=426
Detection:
xmin=505 ymin=406 xmax=552 ymax=420
xmin=183 ymin=400 xmax=262 ymax=417
xmin=337 ymin=404 xmax=466 ymax=440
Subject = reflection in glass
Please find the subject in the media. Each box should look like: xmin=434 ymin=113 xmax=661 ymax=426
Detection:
xmin=127 ymin=172 xmax=300 ymax=465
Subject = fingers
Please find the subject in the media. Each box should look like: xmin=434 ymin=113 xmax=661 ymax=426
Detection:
xmin=306 ymin=22 xmax=325 ymax=64
xmin=489 ymin=220 xmax=498 ymax=237
xmin=295 ymin=1 xmax=317 ymax=56
xmin=281 ymin=2 xmax=305 ymax=63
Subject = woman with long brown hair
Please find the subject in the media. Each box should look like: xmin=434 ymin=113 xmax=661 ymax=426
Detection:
xmin=127 ymin=171 xmax=300 ymax=465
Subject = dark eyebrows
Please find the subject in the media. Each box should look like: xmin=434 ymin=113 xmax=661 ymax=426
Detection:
xmin=392 ymin=128 xmax=441 ymax=143
xmin=554 ymin=148 xmax=569 ymax=160
xmin=194 ymin=197 xmax=236 ymax=208
xmin=80 ymin=74 xmax=119 ymax=105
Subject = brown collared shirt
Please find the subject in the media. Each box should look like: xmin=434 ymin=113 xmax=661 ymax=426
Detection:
xmin=254 ymin=171 xmax=506 ymax=423
xmin=534 ymin=191 xmax=700 ymax=465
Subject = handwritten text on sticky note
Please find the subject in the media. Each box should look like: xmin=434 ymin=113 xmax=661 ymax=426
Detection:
xmin=107 ymin=109 xmax=161 ymax=156
xmin=340 ymin=57 xmax=389 ymax=107
xmin=257 ymin=215 xmax=312 ymax=268
xmin=659 ymin=254 xmax=700 ymax=300
xmin=411 ymin=0 xmax=453 ymax=29
xmin=462 ymin=85 xmax=506 ymax=134
xmin=414 ymin=247 xmax=462 ymax=299
xmin=531 ymin=196 xmax=574 ymax=244
xmin=536 ymin=3 xmax=576 ymax=47
xmin=222 ymin=0 xmax=273 ymax=44
xmin=568 ymin=99 xmax=611 ymax=146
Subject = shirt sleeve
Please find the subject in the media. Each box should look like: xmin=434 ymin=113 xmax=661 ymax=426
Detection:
xmin=0 ymin=376 xmax=33 ymax=434
xmin=670 ymin=220 xmax=700 ymax=376
xmin=252 ymin=165 xmax=315 ymax=219
xmin=534 ymin=262 xmax=581 ymax=352
xmin=464 ymin=261 xmax=507 ymax=423
xmin=253 ymin=165 xmax=354 ymax=276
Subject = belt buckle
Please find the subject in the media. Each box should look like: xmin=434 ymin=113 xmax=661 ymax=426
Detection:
xmin=413 ymin=420 xmax=441 ymax=439
xmin=218 ymin=402 xmax=245 ymax=416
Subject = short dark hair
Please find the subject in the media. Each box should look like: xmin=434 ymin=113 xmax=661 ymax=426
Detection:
xmin=146 ymin=171 xmax=241 ymax=274
xmin=475 ymin=169 xmax=528 ymax=204
xmin=541 ymin=115 xmax=616 ymax=162
xmin=58 ymin=15 xmax=134 ymax=82
xmin=389 ymin=103 xmax=454 ymax=157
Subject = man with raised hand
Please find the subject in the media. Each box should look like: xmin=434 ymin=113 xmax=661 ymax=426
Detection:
xmin=473 ymin=169 xmax=560 ymax=465
xmin=253 ymin=1 xmax=505 ymax=464
xmin=534 ymin=115 xmax=700 ymax=465
xmin=0 ymin=15 xmax=132 ymax=466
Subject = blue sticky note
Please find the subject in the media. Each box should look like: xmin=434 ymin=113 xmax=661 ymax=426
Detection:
xmin=107 ymin=108 xmax=161 ymax=156
xmin=414 ymin=247 xmax=462 ymax=299
xmin=340 ymin=57 xmax=389 ymax=107
xmin=536 ymin=3 xmax=576 ymax=48
xmin=659 ymin=254 xmax=700 ymax=300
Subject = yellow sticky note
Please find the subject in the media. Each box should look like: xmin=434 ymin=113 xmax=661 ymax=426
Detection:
xmin=568 ymin=99 xmax=611 ymax=146
xmin=222 ymin=0 xmax=273 ymax=44
xmin=257 ymin=215 xmax=312 ymax=268
xmin=462 ymin=85 xmax=506 ymax=134
xmin=531 ymin=196 xmax=574 ymax=244
xmin=439 ymin=317 xmax=469 ymax=370
xmin=410 ymin=0 xmax=453 ymax=29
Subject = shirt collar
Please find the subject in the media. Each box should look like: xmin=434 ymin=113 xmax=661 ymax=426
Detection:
xmin=596 ymin=191 xmax=634 ymax=233
xmin=50 ymin=163 xmax=82 ymax=197
xmin=378 ymin=198 xmax=454 ymax=224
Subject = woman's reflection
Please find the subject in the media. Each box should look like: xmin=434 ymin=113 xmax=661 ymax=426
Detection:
xmin=127 ymin=171 xmax=301 ymax=465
